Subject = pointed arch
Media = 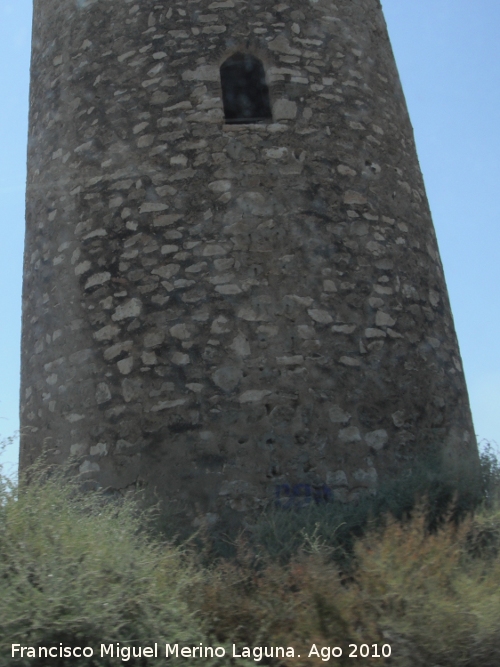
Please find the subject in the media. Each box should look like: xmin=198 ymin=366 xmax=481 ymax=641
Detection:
xmin=220 ymin=53 xmax=272 ymax=124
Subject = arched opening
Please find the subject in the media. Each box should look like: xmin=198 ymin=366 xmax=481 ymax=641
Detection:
xmin=220 ymin=53 xmax=272 ymax=124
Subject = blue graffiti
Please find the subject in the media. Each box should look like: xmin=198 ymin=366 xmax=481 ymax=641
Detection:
xmin=275 ymin=483 xmax=332 ymax=508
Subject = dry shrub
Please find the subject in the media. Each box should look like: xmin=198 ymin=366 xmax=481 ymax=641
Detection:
xmin=325 ymin=500 xmax=500 ymax=666
xmin=191 ymin=540 xmax=383 ymax=667
xmin=191 ymin=500 xmax=500 ymax=667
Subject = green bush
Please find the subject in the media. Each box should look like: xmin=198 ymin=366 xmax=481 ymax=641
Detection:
xmin=0 ymin=461 xmax=250 ymax=667
xmin=479 ymin=440 xmax=500 ymax=508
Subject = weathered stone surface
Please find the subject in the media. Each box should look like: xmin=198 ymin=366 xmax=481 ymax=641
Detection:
xmin=329 ymin=405 xmax=351 ymax=424
xmin=112 ymin=299 xmax=142 ymax=322
xmin=90 ymin=442 xmax=108 ymax=457
xmin=212 ymin=366 xmax=242 ymax=392
xmin=117 ymin=357 xmax=134 ymax=375
xmin=365 ymin=430 xmax=389 ymax=451
xmin=95 ymin=383 xmax=112 ymax=405
xmin=327 ymin=470 xmax=349 ymax=488
xmin=308 ymin=309 xmax=334 ymax=324
xmin=353 ymin=467 xmax=378 ymax=488
xmin=239 ymin=390 xmax=272 ymax=404
xmin=20 ymin=0 xmax=480 ymax=526
xmin=338 ymin=427 xmax=362 ymax=443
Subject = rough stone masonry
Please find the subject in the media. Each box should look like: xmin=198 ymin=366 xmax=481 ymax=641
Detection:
xmin=20 ymin=0 xmax=480 ymax=525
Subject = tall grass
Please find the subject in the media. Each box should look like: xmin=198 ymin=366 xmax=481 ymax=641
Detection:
xmin=0 ymin=440 xmax=498 ymax=666
xmin=0 ymin=457 xmax=251 ymax=667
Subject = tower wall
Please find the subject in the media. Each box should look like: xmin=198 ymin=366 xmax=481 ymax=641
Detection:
xmin=21 ymin=0 xmax=479 ymax=522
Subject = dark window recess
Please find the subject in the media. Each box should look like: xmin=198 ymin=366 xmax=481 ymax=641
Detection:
xmin=220 ymin=53 xmax=272 ymax=124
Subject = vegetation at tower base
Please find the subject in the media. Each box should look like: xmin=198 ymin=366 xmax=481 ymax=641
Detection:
xmin=1 ymin=442 xmax=499 ymax=667
xmin=0 ymin=452 xmax=251 ymax=667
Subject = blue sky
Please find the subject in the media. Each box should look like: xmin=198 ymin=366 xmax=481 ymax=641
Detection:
xmin=1 ymin=0 xmax=499 ymax=476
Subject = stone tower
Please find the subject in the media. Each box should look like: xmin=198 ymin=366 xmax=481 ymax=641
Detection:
xmin=21 ymin=0 xmax=479 ymax=524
